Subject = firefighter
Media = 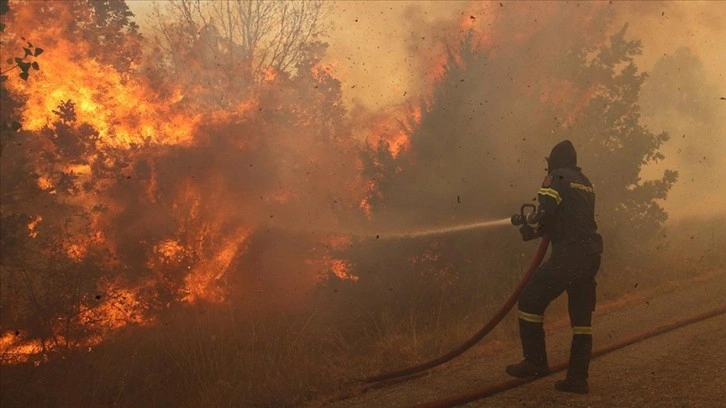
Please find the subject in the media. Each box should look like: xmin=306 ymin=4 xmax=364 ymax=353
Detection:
xmin=506 ymin=140 xmax=603 ymax=394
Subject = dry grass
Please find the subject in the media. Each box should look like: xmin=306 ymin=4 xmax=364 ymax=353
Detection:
xmin=2 ymin=222 xmax=722 ymax=407
xmin=0 ymin=293 xmax=515 ymax=407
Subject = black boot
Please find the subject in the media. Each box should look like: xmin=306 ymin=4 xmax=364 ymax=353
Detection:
xmin=506 ymin=319 xmax=549 ymax=378
xmin=506 ymin=359 xmax=550 ymax=378
xmin=555 ymin=377 xmax=589 ymax=394
xmin=555 ymin=334 xmax=592 ymax=394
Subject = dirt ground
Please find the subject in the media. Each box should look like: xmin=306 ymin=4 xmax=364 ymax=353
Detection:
xmin=324 ymin=270 xmax=726 ymax=408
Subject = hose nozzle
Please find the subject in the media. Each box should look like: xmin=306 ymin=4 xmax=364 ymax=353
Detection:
xmin=510 ymin=213 xmax=526 ymax=226
xmin=511 ymin=203 xmax=536 ymax=226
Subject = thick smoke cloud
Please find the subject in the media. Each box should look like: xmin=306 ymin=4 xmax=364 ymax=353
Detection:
xmin=127 ymin=2 xmax=725 ymax=227
xmin=122 ymin=2 xmax=726 ymax=299
xmin=318 ymin=1 xmax=725 ymax=224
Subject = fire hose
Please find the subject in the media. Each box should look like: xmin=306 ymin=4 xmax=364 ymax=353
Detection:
xmin=414 ymin=303 xmax=726 ymax=408
xmin=302 ymin=235 xmax=550 ymax=407
xmin=307 ymin=220 xmax=549 ymax=408
xmin=360 ymin=204 xmax=547 ymax=385
xmin=362 ymin=236 xmax=551 ymax=385
xmin=313 ymin=206 xmax=726 ymax=407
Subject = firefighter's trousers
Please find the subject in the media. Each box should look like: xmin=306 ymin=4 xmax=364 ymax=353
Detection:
xmin=517 ymin=251 xmax=601 ymax=380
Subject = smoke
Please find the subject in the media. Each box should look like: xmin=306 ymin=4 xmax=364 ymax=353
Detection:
xmin=326 ymin=2 xmax=616 ymax=232
xmin=121 ymin=0 xmax=726 ymax=228
xmin=322 ymin=1 xmax=464 ymax=109
xmin=125 ymin=2 xmax=726 ymax=226
xmin=317 ymin=1 xmax=726 ymax=224
xmin=618 ymin=2 xmax=726 ymax=221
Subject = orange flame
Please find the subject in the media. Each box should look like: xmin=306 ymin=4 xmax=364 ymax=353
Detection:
xmin=0 ymin=332 xmax=44 ymax=365
xmin=4 ymin=2 xmax=204 ymax=150
xmin=365 ymin=104 xmax=421 ymax=158
xmin=182 ymin=228 xmax=251 ymax=303
xmin=1 ymin=280 xmax=149 ymax=365
xmin=27 ymin=215 xmax=42 ymax=238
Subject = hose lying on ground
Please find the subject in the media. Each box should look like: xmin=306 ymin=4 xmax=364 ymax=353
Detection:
xmin=363 ymin=236 xmax=551 ymax=384
xmin=413 ymin=303 xmax=726 ymax=408
xmin=305 ymin=237 xmax=550 ymax=408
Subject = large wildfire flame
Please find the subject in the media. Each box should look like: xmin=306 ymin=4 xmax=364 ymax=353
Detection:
xmin=6 ymin=3 xmax=204 ymax=148
xmin=0 ymin=1 xmax=360 ymax=363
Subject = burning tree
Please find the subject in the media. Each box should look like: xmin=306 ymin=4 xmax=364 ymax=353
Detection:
xmin=1 ymin=0 xmax=358 ymax=365
xmin=0 ymin=0 xmax=148 ymax=360
xmin=146 ymin=0 xmax=326 ymax=108
xmin=2 ymin=1 xmax=365 ymax=403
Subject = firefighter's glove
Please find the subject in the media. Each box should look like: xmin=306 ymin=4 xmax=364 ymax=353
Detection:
xmin=519 ymin=224 xmax=538 ymax=241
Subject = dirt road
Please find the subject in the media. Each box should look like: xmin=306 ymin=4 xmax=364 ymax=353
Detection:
xmin=327 ymin=271 xmax=726 ymax=408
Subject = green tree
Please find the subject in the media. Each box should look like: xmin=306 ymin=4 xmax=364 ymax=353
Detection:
xmin=560 ymin=25 xmax=678 ymax=254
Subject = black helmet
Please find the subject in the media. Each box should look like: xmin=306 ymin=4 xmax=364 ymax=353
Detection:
xmin=546 ymin=140 xmax=577 ymax=170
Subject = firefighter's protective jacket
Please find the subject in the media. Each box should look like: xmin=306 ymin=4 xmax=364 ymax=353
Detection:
xmin=536 ymin=140 xmax=603 ymax=256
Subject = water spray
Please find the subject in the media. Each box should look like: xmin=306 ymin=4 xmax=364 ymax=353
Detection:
xmin=377 ymin=217 xmax=511 ymax=239
xmin=377 ymin=204 xmax=535 ymax=239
